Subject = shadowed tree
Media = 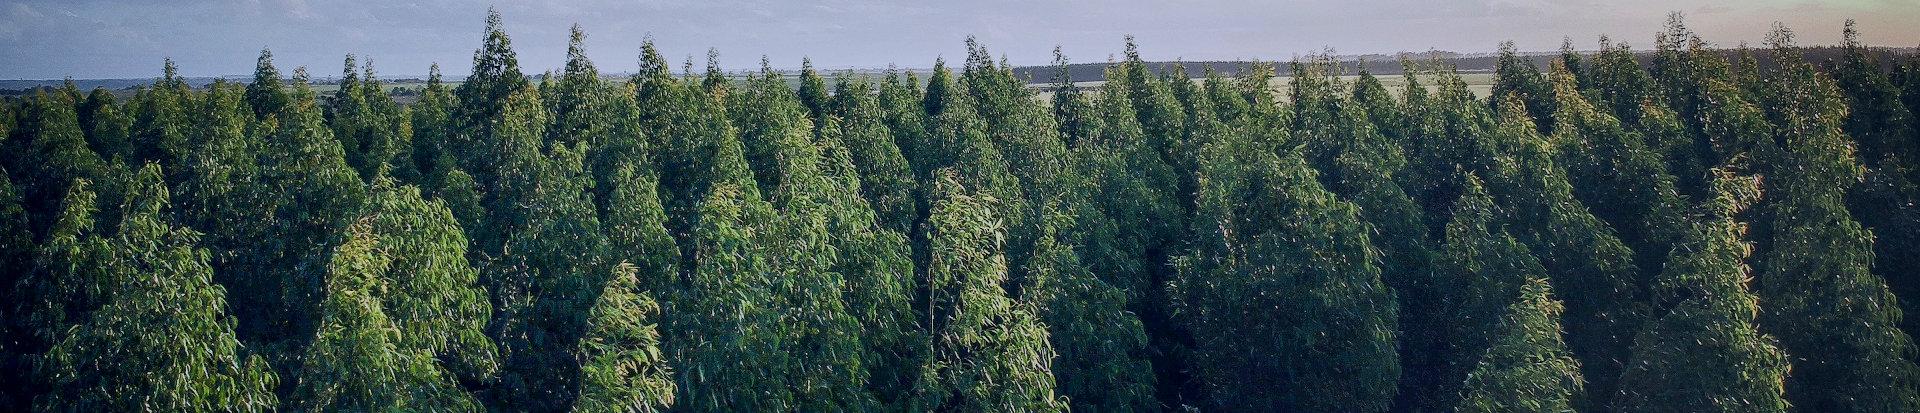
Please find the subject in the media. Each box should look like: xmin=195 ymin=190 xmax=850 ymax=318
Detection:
xmin=1026 ymin=204 xmax=1156 ymax=413
xmin=1491 ymin=42 xmax=1556 ymax=133
xmin=1548 ymin=60 xmax=1688 ymax=292
xmin=1428 ymin=175 xmax=1549 ymax=410
xmin=831 ymin=75 xmax=918 ymax=236
xmin=1175 ymin=120 xmax=1398 ymax=411
xmin=0 ymin=169 xmax=30 ymax=410
xmin=1615 ymin=170 xmax=1788 ymax=413
xmin=1751 ymin=26 xmax=1920 ymax=412
xmin=1831 ymin=20 xmax=1920 ymax=341
xmin=1456 ymin=278 xmax=1584 ymax=413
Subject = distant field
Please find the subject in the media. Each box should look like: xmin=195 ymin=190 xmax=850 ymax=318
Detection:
xmin=1030 ymin=73 xmax=1497 ymax=102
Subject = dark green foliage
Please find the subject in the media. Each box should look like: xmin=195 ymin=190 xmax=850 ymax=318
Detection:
xmin=1833 ymin=20 xmax=1920 ymax=342
xmin=1175 ymin=121 xmax=1398 ymax=411
xmin=1482 ymin=98 xmax=1641 ymax=411
xmin=12 ymin=91 xmax=106 ymax=237
xmin=328 ymin=55 xmax=413 ymax=182
xmin=1431 ymin=176 xmax=1548 ymax=410
xmin=1548 ymin=61 xmax=1689 ymax=292
xmin=1491 ymin=42 xmax=1556 ymax=133
xmin=0 ymin=169 xmax=30 ymax=410
xmin=76 ymin=88 xmax=134 ymax=164
xmin=812 ymin=117 xmax=924 ymax=409
xmin=1751 ymin=28 xmax=1920 ymax=412
xmin=911 ymin=171 xmax=1063 ymax=413
xmin=797 ymin=59 xmax=830 ymax=122
xmin=409 ymin=65 xmax=461 ymax=193
xmin=247 ymin=70 xmax=368 ymax=389
xmin=1290 ymin=60 xmax=1441 ymax=410
xmin=1456 ymin=278 xmax=1584 ymax=413
xmin=1615 ymin=170 xmax=1788 ymax=413
xmin=1028 ymin=206 xmax=1156 ymax=412
xmin=831 ymin=76 xmax=918 ymax=236
xmin=467 ymin=84 xmax=610 ymax=411
xmin=574 ymin=263 xmax=675 ymax=413
xmin=36 ymin=165 xmax=280 ymax=412
xmin=669 ymin=182 xmax=787 ymax=412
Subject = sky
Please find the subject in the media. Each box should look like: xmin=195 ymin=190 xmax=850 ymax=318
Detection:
xmin=2 ymin=0 xmax=1918 ymax=79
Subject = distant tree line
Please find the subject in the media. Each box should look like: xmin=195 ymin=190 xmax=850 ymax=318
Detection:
xmin=4 ymin=10 xmax=1920 ymax=412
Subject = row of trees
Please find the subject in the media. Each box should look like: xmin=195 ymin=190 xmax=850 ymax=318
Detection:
xmin=3 ymin=10 xmax=1919 ymax=412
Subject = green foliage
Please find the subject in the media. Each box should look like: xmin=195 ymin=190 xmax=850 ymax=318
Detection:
xmin=1547 ymin=61 xmax=1688 ymax=293
xmin=1615 ymin=170 xmax=1788 ymax=413
xmin=831 ymin=76 xmax=918 ymax=236
xmin=1482 ymin=97 xmax=1641 ymax=411
xmin=1751 ymin=28 xmax=1920 ymax=412
xmin=36 ymin=165 xmax=279 ymax=412
xmin=602 ymin=164 xmax=676 ymax=295
xmin=912 ymin=171 xmax=1064 ymax=413
xmin=0 ymin=169 xmax=31 ymax=410
xmin=13 ymin=91 xmax=106 ymax=237
xmin=797 ymin=59 xmax=830 ymax=122
xmin=1175 ymin=122 xmax=1398 ymax=411
xmin=77 ymin=88 xmax=134 ymax=164
xmin=812 ymin=116 xmax=924 ymax=409
xmin=1028 ymin=206 xmax=1156 ymax=413
xmin=1491 ymin=42 xmax=1556 ymax=133
xmin=361 ymin=178 xmax=497 ymax=382
xmin=1432 ymin=175 xmax=1549 ymax=410
xmin=292 ymin=218 xmax=481 ymax=412
xmin=340 ymin=56 xmax=415 ymax=183
xmin=1456 ymin=278 xmax=1584 ymax=413
xmin=669 ymin=183 xmax=788 ymax=412
xmin=761 ymin=109 xmax=876 ymax=411
xmin=1833 ymin=20 xmax=1920 ymax=342
xmin=573 ymin=264 xmax=675 ymax=413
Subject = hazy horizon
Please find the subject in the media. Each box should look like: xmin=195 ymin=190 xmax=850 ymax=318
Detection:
xmin=3 ymin=0 xmax=1918 ymax=80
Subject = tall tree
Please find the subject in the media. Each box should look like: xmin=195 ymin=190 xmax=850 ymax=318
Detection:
xmin=1832 ymin=20 xmax=1920 ymax=340
xmin=1615 ymin=170 xmax=1789 ymax=413
xmin=291 ymin=218 xmax=482 ymax=412
xmin=1175 ymin=121 xmax=1399 ymax=411
xmin=573 ymin=263 xmax=676 ymax=413
xmin=76 ymin=88 xmax=134 ymax=164
xmin=1427 ymin=175 xmax=1550 ymax=410
xmin=1491 ymin=42 xmax=1555 ymax=133
xmin=35 ymin=165 xmax=280 ymax=412
xmin=1547 ymin=60 xmax=1689 ymax=289
xmin=830 ymin=76 xmax=918 ymax=235
xmin=796 ymin=58 xmax=830 ymax=122
xmin=0 ymin=169 xmax=31 ymax=410
xmin=1482 ymin=97 xmax=1641 ymax=411
xmin=327 ymin=55 xmax=412 ymax=183
xmin=249 ymin=68 xmax=368 ymax=390
xmin=1455 ymin=278 xmax=1584 ymax=413
xmin=1026 ymin=205 xmax=1156 ymax=413
xmin=812 ymin=116 xmax=924 ymax=409
xmin=911 ymin=170 xmax=1064 ymax=413
xmin=12 ymin=90 xmax=106 ymax=237
xmin=1751 ymin=26 xmax=1920 ymax=412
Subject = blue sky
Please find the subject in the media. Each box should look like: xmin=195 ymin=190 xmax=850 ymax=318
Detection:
xmin=2 ymin=0 xmax=1917 ymax=79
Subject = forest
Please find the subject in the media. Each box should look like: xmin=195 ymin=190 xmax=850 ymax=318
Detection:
xmin=3 ymin=9 xmax=1920 ymax=412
